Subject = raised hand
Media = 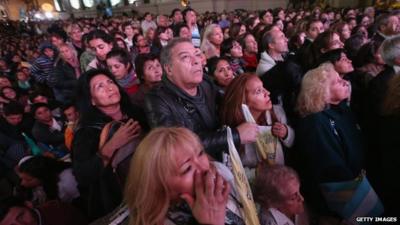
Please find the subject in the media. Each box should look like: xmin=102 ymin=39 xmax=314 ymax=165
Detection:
xmin=181 ymin=170 xmax=230 ymax=225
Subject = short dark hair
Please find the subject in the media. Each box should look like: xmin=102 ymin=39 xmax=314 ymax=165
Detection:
xmin=135 ymin=53 xmax=160 ymax=82
xmin=3 ymin=102 xmax=24 ymax=116
xmin=86 ymin=29 xmax=114 ymax=45
xmin=106 ymin=48 xmax=132 ymax=68
xmin=31 ymin=103 xmax=50 ymax=116
xmin=170 ymin=8 xmax=181 ymax=18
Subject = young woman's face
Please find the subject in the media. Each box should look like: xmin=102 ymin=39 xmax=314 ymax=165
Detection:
xmin=340 ymin=24 xmax=351 ymax=41
xmin=179 ymin=27 xmax=192 ymax=39
xmin=89 ymin=38 xmax=113 ymax=61
xmin=19 ymin=172 xmax=41 ymax=188
xmin=230 ymin=41 xmax=243 ymax=58
xmin=143 ymin=59 xmax=163 ymax=85
xmin=213 ymin=60 xmax=234 ymax=87
xmin=334 ymin=53 xmax=354 ymax=75
xmin=90 ymin=74 xmax=121 ymax=107
xmin=106 ymin=57 xmax=130 ymax=80
xmin=245 ymin=77 xmax=272 ymax=114
xmin=59 ymin=46 xmax=75 ymax=61
xmin=167 ymin=146 xmax=210 ymax=201
xmin=244 ymin=34 xmax=258 ymax=54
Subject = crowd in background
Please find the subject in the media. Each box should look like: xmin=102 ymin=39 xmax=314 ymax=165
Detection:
xmin=0 ymin=3 xmax=399 ymax=225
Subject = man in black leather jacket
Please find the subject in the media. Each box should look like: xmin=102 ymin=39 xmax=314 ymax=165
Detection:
xmin=144 ymin=38 xmax=258 ymax=161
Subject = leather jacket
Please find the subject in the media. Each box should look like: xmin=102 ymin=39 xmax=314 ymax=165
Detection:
xmin=144 ymin=76 xmax=241 ymax=161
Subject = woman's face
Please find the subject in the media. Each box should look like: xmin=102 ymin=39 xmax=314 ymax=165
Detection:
xmin=59 ymin=46 xmax=74 ymax=61
xmin=327 ymin=33 xmax=344 ymax=51
xmin=106 ymin=57 xmax=130 ymax=80
xmin=2 ymin=87 xmax=16 ymax=100
xmin=89 ymin=38 xmax=113 ymax=61
xmin=167 ymin=147 xmax=210 ymax=201
xmin=19 ymin=172 xmax=41 ymax=188
xmin=209 ymin=27 xmax=224 ymax=46
xmin=214 ymin=60 xmax=234 ymax=87
xmin=143 ymin=59 xmax=163 ymax=85
xmin=239 ymin=25 xmax=247 ymax=36
xmin=244 ymin=34 xmax=258 ymax=54
xmin=159 ymin=28 xmax=173 ymax=41
xmin=179 ymin=27 xmax=192 ymax=39
xmin=341 ymin=24 xmax=351 ymax=41
xmin=278 ymin=179 xmax=304 ymax=218
xmin=116 ymin=40 xmax=126 ymax=49
xmin=90 ymin=74 xmax=121 ymax=107
xmin=328 ymin=71 xmax=350 ymax=104
xmin=334 ymin=53 xmax=354 ymax=75
xmin=245 ymin=77 xmax=272 ymax=114
xmin=230 ymin=41 xmax=243 ymax=58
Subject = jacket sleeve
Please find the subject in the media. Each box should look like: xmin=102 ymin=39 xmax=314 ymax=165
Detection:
xmin=32 ymin=125 xmax=65 ymax=146
xmin=72 ymin=127 xmax=105 ymax=187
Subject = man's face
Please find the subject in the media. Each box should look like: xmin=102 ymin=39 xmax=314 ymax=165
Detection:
xmin=63 ymin=106 xmax=79 ymax=122
xmin=384 ymin=16 xmax=400 ymax=36
xmin=164 ymin=42 xmax=203 ymax=90
xmin=4 ymin=114 xmax=23 ymax=126
xmin=270 ymin=30 xmax=288 ymax=54
xmin=173 ymin=11 xmax=183 ymax=24
xmin=34 ymin=106 xmax=53 ymax=124
xmin=43 ymin=48 xmax=54 ymax=59
xmin=0 ymin=206 xmax=38 ymax=225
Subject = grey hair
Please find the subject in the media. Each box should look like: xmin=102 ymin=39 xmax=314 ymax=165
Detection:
xmin=380 ymin=35 xmax=400 ymax=66
xmin=160 ymin=37 xmax=192 ymax=67
xmin=261 ymin=29 xmax=276 ymax=52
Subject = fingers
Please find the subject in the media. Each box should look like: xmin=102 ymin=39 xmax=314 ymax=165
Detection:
xmin=205 ymin=171 xmax=215 ymax=198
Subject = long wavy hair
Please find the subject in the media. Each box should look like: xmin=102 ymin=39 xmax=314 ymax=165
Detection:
xmin=296 ymin=63 xmax=336 ymax=117
xmin=125 ymin=127 xmax=204 ymax=225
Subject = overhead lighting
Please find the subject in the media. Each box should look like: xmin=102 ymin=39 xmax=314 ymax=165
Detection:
xmin=45 ymin=12 xmax=53 ymax=18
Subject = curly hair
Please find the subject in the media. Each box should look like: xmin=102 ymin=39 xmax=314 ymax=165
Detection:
xmin=296 ymin=63 xmax=337 ymax=117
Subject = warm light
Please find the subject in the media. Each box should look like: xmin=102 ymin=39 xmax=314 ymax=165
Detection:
xmin=45 ymin=12 xmax=53 ymax=18
xmin=41 ymin=3 xmax=54 ymax=12
xmin=34 ymin=12 xmax=43 ymax=19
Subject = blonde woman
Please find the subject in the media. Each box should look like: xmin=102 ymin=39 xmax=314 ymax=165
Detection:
xmin=294 ymin=63 xmax=365 ymax=222
xmin=125 ymin=127 xmax=247 ymax=225
xmin=200 ymin=24 xmax=224 ymax=59
xmin=50 ymin=43 xmax=81 ymax=102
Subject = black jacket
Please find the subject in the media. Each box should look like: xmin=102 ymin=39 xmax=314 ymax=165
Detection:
xmin=72 ymin=106 xmax=147 ymax=221
xmin=294 ymin=102 xmax=364 ymax=216
xmin=48 ymin=59 xmax=79 ymax=103
xmin=144 ymin=77 xmax=240 ymax=161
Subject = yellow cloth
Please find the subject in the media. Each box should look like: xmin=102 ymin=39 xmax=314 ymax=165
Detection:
xmin=227 ymin=127 xmax=261 ymax=225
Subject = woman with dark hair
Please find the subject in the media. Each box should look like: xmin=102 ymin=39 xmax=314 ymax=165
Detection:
xmin=72 ymin=69 xmax=147 ymax=221
xmin=130 ymin=53 xmax=163 ymax=108
xmin=229 ymin=22 xmax=246 ymax=39
xmin=17 ymin=156 xmax=79 ymax=204
xmin=206 ymin=56 xmax=234 ymax=94
xmin=131 ymin=33 xmax=151 ymax=62
xmin=150 ymin=26 xmax=174 ymax=56
xmin=221 ymin=38 xmax=245 ymax=76
xmin=85 ymin=30 xmax=115 ymax=71
xmin=239 ymin=33 xmax=258 ymax=72
xmin=319 ymin=49 xmax=354 ymax=78
xmin=106 ymin=48 xmax=139 ymax=96
xmin=173 ymin=23 xmax=192 ymax=39
xmin=302 ymin=30 xmax=344 ymax=71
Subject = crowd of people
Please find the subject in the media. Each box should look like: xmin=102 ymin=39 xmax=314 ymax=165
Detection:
xmin=0 ymin=4 xmax=399 ymax=225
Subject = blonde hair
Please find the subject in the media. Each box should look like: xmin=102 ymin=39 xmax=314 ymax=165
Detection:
xmin=125 ymin=127 xmax=204 ymax=225
xmin=200 ymin=24 xmax=221 ymax=58
xmin=296 ymin=63 xmax=337 ymax=117
xmin=58 ymin=43 xmax=78 ymax=61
